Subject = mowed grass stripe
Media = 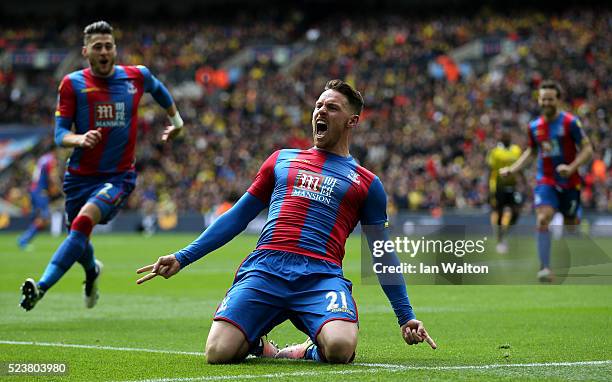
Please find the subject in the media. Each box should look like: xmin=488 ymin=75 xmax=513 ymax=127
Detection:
xmin=2 ymin=339 xmax=610 ymax=372
xmin=2 ymin=233 xmax=611 ymax=382
xmin=0 ymin=340 xmax=204 ymax=356
xmin=115 ymin=360 xmax=612 ymax=382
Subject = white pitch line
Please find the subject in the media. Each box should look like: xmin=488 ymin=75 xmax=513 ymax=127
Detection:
xmin=0 ymin=340 xmax=204 ymax=356
xmin=119 ymin=360 xmax=612 ymax=382
xmin=119 ymin=369 xmax=386 ymax=382
xmin=2 ymin=339 xmax=611 ymax=382
xmin=0 ymin=340 xmax=404 ymax=369
xmin=407 ymin=360 xmax=612 ymax=370
xmin=354 ymin=362 xmax=404 ymax=368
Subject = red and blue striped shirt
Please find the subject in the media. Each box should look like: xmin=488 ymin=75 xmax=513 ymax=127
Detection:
xmin=527 ymin=111 xmax=586 ymax=189
xmin=248 ymin=148 xmax=388 ymax=267
xmin=55 ymin=65 xmax=172 ymax=176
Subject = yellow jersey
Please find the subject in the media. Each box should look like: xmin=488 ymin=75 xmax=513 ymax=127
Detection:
xmin=487 ymin=143 xmax=522 ymax=192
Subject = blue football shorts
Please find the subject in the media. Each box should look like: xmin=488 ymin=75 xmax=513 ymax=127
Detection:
xmin=534 ymin=184 xmax=581 ymax=219
xmin=213 ymin=249 xmax=359 ymax=345
xmin=30 ymin=191 xmax=50 ymax=220
xmin=63 ymin=171 xmax=136 ymax=226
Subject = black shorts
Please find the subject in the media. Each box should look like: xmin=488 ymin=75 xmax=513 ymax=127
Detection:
xmin=491 ymin=188 xmax=522 ymax=210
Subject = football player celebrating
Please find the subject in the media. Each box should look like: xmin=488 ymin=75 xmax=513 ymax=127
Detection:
xmin=137 ymin=80 xmax=436 ymax=363
xmin=500 ymin=80 xmax=593 ymax=282
xmin=20 ymin=21 xmax=185 ymax=311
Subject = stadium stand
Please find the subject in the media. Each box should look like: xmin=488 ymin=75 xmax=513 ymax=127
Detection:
xmin=1 ymin=6 xmax=610 ymax=219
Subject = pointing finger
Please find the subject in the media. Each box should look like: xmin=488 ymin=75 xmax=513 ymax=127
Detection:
xmin=417 ymin=325 xmax=437 ymax=349
xmin=425 ymin=335 xmax=437 ymax=349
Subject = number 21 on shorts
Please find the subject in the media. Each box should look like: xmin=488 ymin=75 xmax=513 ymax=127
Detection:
xmin=325 ymin=291 xmax=348 ymax=311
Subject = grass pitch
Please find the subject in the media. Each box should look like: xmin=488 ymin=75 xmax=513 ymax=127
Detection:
xmin=1 ymin=233 xmax=611 ymax=381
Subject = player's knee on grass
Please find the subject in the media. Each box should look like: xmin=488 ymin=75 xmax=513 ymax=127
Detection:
xmin=205 ymin=337 xmax=250 ymax=364
xmin=322 ymin=336 xmax=357 ymax=363
xmin=317 ymin=321 xmax=358 ymax=364
xmin=206 ymin=341 xmax=239 ymax=364
xmin=205 ymin=321 xmax=249 ymax=364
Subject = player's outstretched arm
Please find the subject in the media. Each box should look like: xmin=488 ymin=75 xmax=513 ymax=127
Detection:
xmin=135 ymin=192 xmax=265 ymax=284
xmin=500 ymin=147 xmax=534 ymax=177
xmin=137 ymin=65 xmax=184 ymax=142
xmin=364 ymin=225 xmax=437 ymax=350
xmin=361 ymin=177 xmax=436 ymax=349
xmin=136 ymin=254 xmax=181 ymax=284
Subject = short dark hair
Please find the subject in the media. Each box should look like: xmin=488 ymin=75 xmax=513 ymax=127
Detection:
xmin=539 ymin=80 xmax=563 ymax=99
xmin=324 ymin=79 xmax=364 ymax=115
xmin=83 ymin=21 xmax=113 ymax=45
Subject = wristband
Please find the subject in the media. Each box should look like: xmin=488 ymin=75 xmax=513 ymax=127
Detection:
xmin=169 ymin=111 xmax=184 ymax=129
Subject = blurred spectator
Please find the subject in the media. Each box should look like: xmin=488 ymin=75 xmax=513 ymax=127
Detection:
xmin=1 ymin=8 xmax=610 ymax=214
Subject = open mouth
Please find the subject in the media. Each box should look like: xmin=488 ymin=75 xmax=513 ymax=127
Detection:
xmin=315 ymin=121 xmax=328 ymax=137
xmin=99 ymin=58 xmax=109 ymax=66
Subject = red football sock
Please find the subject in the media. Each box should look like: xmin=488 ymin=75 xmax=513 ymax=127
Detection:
xmin=70 ymin=215 xmax=94 ymax=237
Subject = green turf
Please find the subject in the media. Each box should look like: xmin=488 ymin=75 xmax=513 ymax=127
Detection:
xmin=1 ymin=233 xmax=611 ymax=381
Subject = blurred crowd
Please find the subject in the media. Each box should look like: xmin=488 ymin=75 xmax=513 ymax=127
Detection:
xmin=1 ymin=8 xmax=611 ymax=217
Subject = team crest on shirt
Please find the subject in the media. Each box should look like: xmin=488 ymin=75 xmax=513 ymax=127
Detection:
xmin=292 ymin=170 xmax=337 ymax=205
xmin=94 ymin=102 xmax=126 ymax=128
xmin=127 ymin=81 xmax=137 ymax=95
xmin=347 ymin=170 xmax=360 ymax=185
